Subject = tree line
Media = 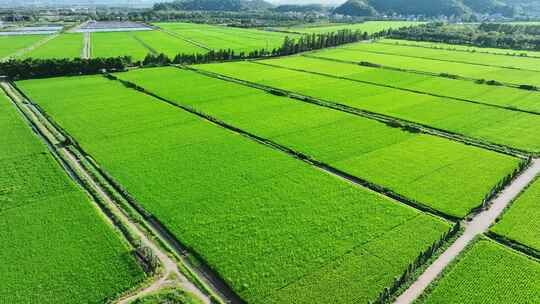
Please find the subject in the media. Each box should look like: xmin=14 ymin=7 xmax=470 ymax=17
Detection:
xmin=0 ymin=29 xmax=369 ymax=80
xmin=387 ymin=23 xmax=540 ymax=52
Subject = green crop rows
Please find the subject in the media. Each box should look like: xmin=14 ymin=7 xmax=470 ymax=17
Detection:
xmin=315 ymin=44 xmax=540 ymax=87
xmin=491 ymin=178 xmax=540 ymax=252
xmin=131 ymin=30 xmax=206 ymax=58
xmin=279 ymin=21 xmax=423 ymax=35
xmin=91 ymin=31 xmax=151 ymax=60
xmin=273 ymin=55 xmax=540 ymax=114
xmin=420 ymin=239 xmax=540 ymax=304
xmin=348 ymin=41 xmax=540 ymax=72
xmin=0 ymin=90 xmax=144 ymax=303
xmin=155 ymin=22 xmax=295 ymax=53
xmin=115 ymin=66 xmax=520 ymax=218
xmin=382 ymin=39 xmax=540 ymax=58
xmin=17 ymin=75 xmax=452 ymax=304
xmin=23 ymin=33 xmax=83 ymax=59
xmin=198 ymin=60 xmax=540 ymax=154
xmin=0 ymin=35 xmax=46 ymax=59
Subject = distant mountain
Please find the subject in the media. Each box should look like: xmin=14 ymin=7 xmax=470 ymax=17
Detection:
xmin=333 ymin=0 xmax=519 ymax=17
xmin=273 ymin=4 xmax=327 ymax=13
xmin=153 ymin=0 xmax=272 ymax=11
xmin=333 ymin=0 xmax=376 ymax=16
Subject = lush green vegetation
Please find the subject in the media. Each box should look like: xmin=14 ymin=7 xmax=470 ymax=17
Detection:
xmin=264 ymin=55 xmax=540 ymax=114
xmin=382 ymin=38 xmax=540 ymax=58
xmin=491 ymin=178 xmax=540 ymax=252
xmin=155 ymin=22 xmax=295 ymax=53
xmin=315 ymin=43 xmax=540 ymax=87
xmin=23 ymin=33 xmax=83 ymax=59
xmin=0 ymin=34 xmax=46 ymax=59
xmin=17 ymin=75 xmax=451 ymax=304
xmin=198 ymin=60 xmax=540 ymax=153
xmin=0 ymin=90 xmax=144 ymax=303
xmin=278 ymin=21 xmax=422 ymax=35
xmin=91 ymin=31 xmax=150 ymax=60
xmin=131 ymin=30 xmax=206 ymax=58
xmin=419 ymin=239 xmax=540 ymax=303
xmin=346 ymin=41 xmax=540 ymax=71
xmin=116 ymin=66 xmax=520 ymax=218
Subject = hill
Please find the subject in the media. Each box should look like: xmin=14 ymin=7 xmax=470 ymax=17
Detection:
xmin=153 ymin=0 xmax=273 ymax=11
xmin=334 ymin=0 xmax=517 ymax=17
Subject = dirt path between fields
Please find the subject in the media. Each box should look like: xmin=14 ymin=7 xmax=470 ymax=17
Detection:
xmin=82 ymin=32 xmax=91 ymax=59
xmin=1 ymin=82 xmax=210 ymax=304
xmin=394 ymin=158 xmax=540 ymax=304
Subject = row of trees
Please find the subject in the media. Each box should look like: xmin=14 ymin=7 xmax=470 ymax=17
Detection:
xmin=371 ymin=223 xmax=461 ymax=304
xmin=1 ymin=29 xmax=369 ymax=80
xmin=143 ymin=29 xmax=370 ymax=65
xmin=0 ymin=57 xmax=131 ymax=80
xmin=387 ymin=23 xmax=540 ymax=51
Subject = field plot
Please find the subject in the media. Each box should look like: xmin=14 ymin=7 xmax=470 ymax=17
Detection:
xmin=198 ymin=61 xmax=540 ymax=154
xmin=382 ymin=38 xmax=540 ymax=58
xmin=419 ymin=239 xmax=540 ymax=304
xmin=91 ymin=31 xmax=151 ymax=60
xmin=22 ymin=33 xmax=83 ymax=59
xmin=17 ymin=75 xmax=452 ymax=304
xmin=0 ymin=34 xmax=46 ymax=59
xmin=315 ymin=44 xmax=540 ymax=87
xmin=264 ymin=55 xmax=540 ymax=114
xmin=346 ymin=41 xmax=540 ymax=72
xmin=131 ymin=30 xmax=206 ymax=57
xmin=491 ymin=178 xmax=540 ymax=252
xmin=156 ymin=22 xmax=294 ymax=53
xmin=115 ymin=67 xmax=520 ymax=218
xmin=0 ymin=90 xmax=144 ymax=303
xmin=279 ymin=21 xmax=422 ymax=34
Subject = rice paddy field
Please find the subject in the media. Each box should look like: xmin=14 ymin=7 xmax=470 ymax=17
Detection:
xmin=491 ymin=178 xmax=540 ymax=252
xmin=0 ymin=90 xmax=144 ymax=303
xmin=155 ymin=22 xmax=295 ymax=53
xmin=197 ymin=61 xmax=540 ymax=154
xmin=23 ymin=33 xmax=83 ymax=59
xmin=382 ymin=38 xmax=540 ymax=58
xmin=16 ymin=74 xmax=452 ymax=304
xmin=114 ymin=66 xmax=521 ymax=219
xmin=0 ymin=34 xmax=46 ymax=59
xmin=313 ymin=43 xmax=540 ymax=86
xmin=279 ymin=21 xmax=423 ymax=34
xmin=5 ymin=21 xmax=540 ymax=304
xmin=419 ymin=239 xmax=540 ymax=304
xmin=269 ymin=55 xmax=540 ymax=114
xmin=91 ymin=31 xmax=151 ymax=60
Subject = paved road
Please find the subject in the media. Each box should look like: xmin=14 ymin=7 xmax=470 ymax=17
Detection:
xmin=394 ymin=158 xmax=540 ymax=304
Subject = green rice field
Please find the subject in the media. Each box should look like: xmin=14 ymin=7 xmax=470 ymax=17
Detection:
xmin=347 ymin=40 xmax=540 ymax=71
xmin=270 ymin=55 xmax=540 ymax=114
xmin=91 ymin=31 xmax=151 ymax=60
xmin=197 ymin=61 xmax=540 ymax=153
xmin=0 ymin=34 xmax=47 ymax=59
xmin=115 ymin=66 xmax=521 ymax=218
xmin=314 ymin=43 xmax=540 ymax=86
xmin=382 ymin=39 xmax=540 ymax=58
xmin=0 ymin=90 xmax=144 ymax=303
xmin=16 ymin=74 xmax=452 ymax=304
xmin=491 ymin=178 xmax=540 ymax=252
xmin=23 ymin=33 xmax=83 ymax=59
xmin=419 ymin=239 xmax=540 ymax=304
xmin=155 ymin=22 xmax=295 ymax=53
xmin=131 ymin=30 xmax=206 ymax=57
xmin=279 ymin=21 xmax=422 ymax=34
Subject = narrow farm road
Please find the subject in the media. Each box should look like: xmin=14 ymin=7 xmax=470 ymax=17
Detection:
xmin=82 ymin=32 xmax=91 ymax=59
xmin=394 ymin=158 xmax=540 ymax=304
xmin=1 ymin=82 xmax=211 ymax=304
